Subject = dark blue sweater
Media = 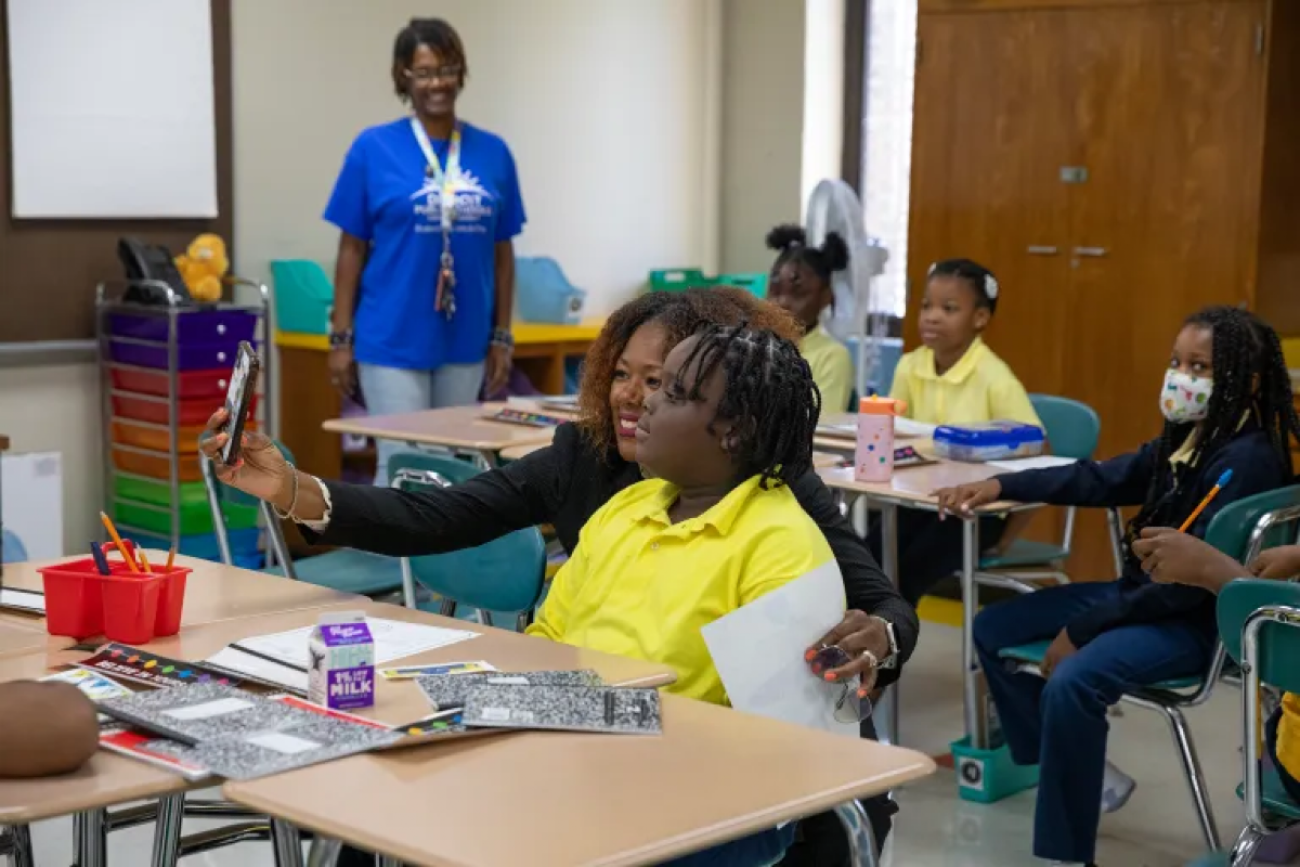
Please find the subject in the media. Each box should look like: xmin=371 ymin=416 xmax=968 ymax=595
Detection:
xmin=995 ymin=427 xmax=1290 ymax=646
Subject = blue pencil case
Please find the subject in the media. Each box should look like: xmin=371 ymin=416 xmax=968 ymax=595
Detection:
xmin=933 ymin=421 xmax=1045 ymax=463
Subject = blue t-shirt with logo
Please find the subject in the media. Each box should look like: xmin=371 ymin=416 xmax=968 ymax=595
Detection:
xmin=324 ymin=119 xmax=526 ymax=370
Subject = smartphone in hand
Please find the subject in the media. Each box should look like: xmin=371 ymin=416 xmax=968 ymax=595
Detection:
xmin=219 ymin=342 xmax=260 ymax=466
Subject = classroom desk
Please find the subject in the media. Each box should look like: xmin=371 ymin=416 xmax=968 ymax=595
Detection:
xmin=323 ymin=404 xmax=556 ymax=466
xmin=0 ymin=619 xmax=45 ymax=660
xmin=0 ymin=552 xmax=361 ymax=634
xmin=277 ymin=321 xmax=603 ymax=481
xmin=225 ymin=692 xmax=935 ymax=867
xmin=818 ymin=461 xmax=1040 ymax=749
xmin=0 ymin=591 xmax=675 ymax=866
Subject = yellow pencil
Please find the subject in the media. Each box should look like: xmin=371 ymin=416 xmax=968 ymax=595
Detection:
xmin=99 ymin=511 xmax=140 ymax=573
xmin=165 ymin=548 xmax=176 ymax=570
xmin=137 ymin=549 xmax=153 ymax=574
xmin=1178 ymin=469 xmax=1233 ymax=533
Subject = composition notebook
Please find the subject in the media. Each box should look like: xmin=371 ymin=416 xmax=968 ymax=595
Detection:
xmin=461 ymin=684 xmax=662 ymax=735
xmin=416 ymin=669 xmax=603 ymax=711
xmin=96 ymin=682 xmax=400 ymax=780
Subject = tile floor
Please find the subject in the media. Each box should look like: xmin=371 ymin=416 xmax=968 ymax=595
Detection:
xmin=14 ymin=619 xmax=1267 ymax=866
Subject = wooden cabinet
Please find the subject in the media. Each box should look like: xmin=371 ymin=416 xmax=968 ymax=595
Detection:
xmin=909 ymin=0 xmax=1300 ymax=579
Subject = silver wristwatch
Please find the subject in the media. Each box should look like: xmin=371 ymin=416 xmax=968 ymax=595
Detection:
xmin=871 ymin=615 xmax=899 ymax=669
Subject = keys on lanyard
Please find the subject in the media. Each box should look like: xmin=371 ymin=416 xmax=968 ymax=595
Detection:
xmin=412 ymin=117 xmax=461 ymax=321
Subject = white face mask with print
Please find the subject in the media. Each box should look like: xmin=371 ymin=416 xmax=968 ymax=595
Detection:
xmin=1160 ymin=369 xmax=1213 ymax=424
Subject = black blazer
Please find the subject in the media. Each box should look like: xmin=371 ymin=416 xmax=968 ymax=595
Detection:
xmin=307 ymin=422 xmax=918 ymax=684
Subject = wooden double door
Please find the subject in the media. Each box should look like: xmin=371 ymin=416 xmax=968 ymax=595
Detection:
xmin=908 ymin=0 xmax=1270 ymax=578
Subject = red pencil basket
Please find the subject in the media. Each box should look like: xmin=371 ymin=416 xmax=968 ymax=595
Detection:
xmin=39 ymin=541 xmax=190 ymax=643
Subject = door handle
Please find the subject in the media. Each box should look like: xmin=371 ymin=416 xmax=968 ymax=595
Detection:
xmin=1027 ymin=246 xmax=1059 ymax=256
xmin=1073 ymin=247 xmax=1107 ymax=258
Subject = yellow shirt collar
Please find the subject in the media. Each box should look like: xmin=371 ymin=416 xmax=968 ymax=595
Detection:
xmin=913 ymin=336 xmax=989 ymax=384
xmin=625 ymin=475 xmax=768 ymax=537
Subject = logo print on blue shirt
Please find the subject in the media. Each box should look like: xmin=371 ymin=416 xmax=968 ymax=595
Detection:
xmin=411 ymin=170 xmax=494 ymax=233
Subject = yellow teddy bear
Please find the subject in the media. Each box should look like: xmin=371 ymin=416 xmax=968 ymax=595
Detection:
xmin=174 ymin=234 xmax=229 ymax=303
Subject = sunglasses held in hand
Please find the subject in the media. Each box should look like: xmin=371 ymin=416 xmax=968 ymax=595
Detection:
xmin=809 ymin=645 xmax=873 ymax=724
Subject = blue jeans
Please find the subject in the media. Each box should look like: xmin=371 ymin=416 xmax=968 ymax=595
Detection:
xmin=357 ymin=361 xmax=485 ymax=486
xmin=661 ymin=823 xmax=797 ymax=866
xmin=972 ymin=581 xmax=1213 ymax=864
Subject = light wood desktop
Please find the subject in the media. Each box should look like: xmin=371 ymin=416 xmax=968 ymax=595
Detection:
xmin=322 ymin=404 xmax=556 ymax=456
xmin=0 ymin=619 xmax=46 ymax=660
xmin=817 ymin=461 xmax=1020 ymax=513
xmin=0 ymin=552 xmax=361 ymax=633
xmin=0 ymin=592 xmax=675 ymax=837
xmin=226 ymin=692 xmax=935 ymax=867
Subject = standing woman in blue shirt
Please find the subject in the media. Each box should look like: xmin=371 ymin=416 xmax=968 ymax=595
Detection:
xmin=324 ymin=18 xmax=526 ymax=484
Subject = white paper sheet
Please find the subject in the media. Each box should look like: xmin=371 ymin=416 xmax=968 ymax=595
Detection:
xmin=0 ymin=588 xmax=46 ymax=613
xmin=223 ymin=618 xmax=477 ymax=668
xmin=987 ymin=456 xmax=1080 ymax=472
xmin=894 ymin=418 xmax=938 ymax=438
xmin=702 ymin=561 xmax=856 ymax=737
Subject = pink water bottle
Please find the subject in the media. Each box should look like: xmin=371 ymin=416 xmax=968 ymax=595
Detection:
xmin=855 ymin=396 xmax=906 ymax=482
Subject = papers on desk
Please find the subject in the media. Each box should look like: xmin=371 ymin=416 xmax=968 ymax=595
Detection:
xmin=895 ymin=418 xmax=938 ymax=438
xmin=0 ymin=587 xmax=45 ymax=614
xmin=702 ymin=561 xmax=856 ymax=737
xmin=206 ymin=618 xmax=478 ymax=695
xmin=987 ymin=455 xmax=1080 ymax=472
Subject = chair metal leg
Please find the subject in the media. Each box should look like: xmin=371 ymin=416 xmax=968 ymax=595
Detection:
xmin=74 ymin=809 xmax=107 ymax=867
xmin=1162 ymin=704 xmax=1221 ymax=851
xmin=3 ymin=825 xmax=34 ymax=867
xmin=376 ymin=858 xmax=402 ymax=867
xmin=972 ymin=572 xmax=1041 ymax=595
xmin=439 ymin=598 xmax=457 ymax=619
xmin=1228 ymin=824 xmax=1266 ymax=867
xmin=150 ymin=794 xmax=186 ymax=867
xmin=832 ymin=799 xmax=879 ymax=867
xmin=305 ymin=836 xmax=342 ymax=867
xmin=479 ymin=610 xmax=494 ymax=628
xmin=272 ymin=819 xmax=304 ymax=867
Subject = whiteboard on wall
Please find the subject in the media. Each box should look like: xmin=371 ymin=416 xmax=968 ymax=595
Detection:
xmin=2 ymin=452 xmax=63 ymax=561
xmin=6 ymin=0 xmax=217 ymax=219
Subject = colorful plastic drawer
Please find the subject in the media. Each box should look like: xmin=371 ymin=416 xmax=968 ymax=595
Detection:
xmin=111 ymin=366 xmax=235 ymax=400
xmin=112 ymin=420 xmax=207 ymax=454
xmin=111 ymin=446 xmax=203 ymax=482
xmin=121 ymin=527 xmax=262 ymax=562
xmin=113 ymin=474 xmax=207 ymax=508
xmin=112 ymin=391 xmax=259 ymax=426
xmin=109 ymin=309 xmax=257 ymax=344
xmin=108 ymin=339 xmax=252 ymax=371
xmin=112 ymin=496 xmax=258 ymax=537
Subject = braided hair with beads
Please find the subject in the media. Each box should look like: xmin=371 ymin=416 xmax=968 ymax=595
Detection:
xmin=1124 ymin=306 xmax=1300 ymax=549
xmin=676 ymin=324 xmax=822 ymax=489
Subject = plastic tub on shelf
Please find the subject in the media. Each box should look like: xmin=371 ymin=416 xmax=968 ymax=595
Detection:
xmin=110 ymin=366 xmax=237 ymax=400
xmin=108 ymin=339 xmax=252 ymax=371
xmin=111 ymin=391 xmax=259 ymax=426
xmin=111 ymin=446 xmax=203 ymax=482
xmin=121 ymin=526 xmax=261 ymax=564
xmin=108 ymin=309 xmax=257 ymax=344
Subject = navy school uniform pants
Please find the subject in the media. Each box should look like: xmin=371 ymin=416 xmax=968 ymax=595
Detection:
xmin=972 ymin=581 xmax=1213 ymax=864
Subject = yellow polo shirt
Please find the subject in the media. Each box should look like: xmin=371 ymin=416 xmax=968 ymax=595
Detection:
xmin=802 ymin=326 xmax=854 ymax=413
xmin=1279 ymin=693 xmax=1300 ymax=783
xmin=890 ymin=337 xmax=1041 ymax=428
xmin=527 ymin=475 xmax=838 ymax=705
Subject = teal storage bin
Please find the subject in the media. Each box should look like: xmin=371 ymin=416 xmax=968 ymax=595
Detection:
xmin=646 ymin=268 xmax=766 ymax=298
xmin=713 ymin=272 xmax=767 ymax=298
xmin=950 ymin=736 xmax=1040 ymax=804
xmin=270 ymin=260 xmax=333 ymax=335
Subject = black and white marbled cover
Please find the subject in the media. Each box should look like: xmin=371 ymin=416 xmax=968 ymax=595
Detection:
xmin=461 ymin=684 xmax=662 ymax=735
xmin=416 ymin=669 xmax=603 ymax=711
xmin=98 ymin=682 xmax=399 ymax=780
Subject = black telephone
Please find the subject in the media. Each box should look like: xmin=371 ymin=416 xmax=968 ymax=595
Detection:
xmin=117 ymin=237 xmax=192 ymax=305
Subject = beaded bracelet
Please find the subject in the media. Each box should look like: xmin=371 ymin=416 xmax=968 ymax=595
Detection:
xmin=272 ymin=465 xmax=300 ymax=520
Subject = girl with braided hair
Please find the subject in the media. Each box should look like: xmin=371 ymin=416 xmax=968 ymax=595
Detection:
xmin=529 ymin=324 xmax=832 ymax=866
xmin=936 ymin=306 xmax=1299 ymax=867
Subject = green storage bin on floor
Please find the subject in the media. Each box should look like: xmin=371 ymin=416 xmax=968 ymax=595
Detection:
xmin=950 ymin=736 xmax=1039 ymax=804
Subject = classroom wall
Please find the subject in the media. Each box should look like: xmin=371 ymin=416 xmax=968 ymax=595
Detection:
xmin=3 ymin=0 xmax=811 ymax=553
xmin=719 ymin=0 xmax=807 ymax=273
xmin=231 ymin=0 xmax=715 ymax=318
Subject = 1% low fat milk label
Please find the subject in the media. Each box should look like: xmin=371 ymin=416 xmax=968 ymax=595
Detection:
xmin=308 ymin=611 xmax=375 ymax=711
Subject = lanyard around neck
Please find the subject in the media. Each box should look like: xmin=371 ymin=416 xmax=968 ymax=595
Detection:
xmin=410 ymin=117 xmax=462 ymax=229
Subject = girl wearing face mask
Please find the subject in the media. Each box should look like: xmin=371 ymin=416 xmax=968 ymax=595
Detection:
xmin=932 ymin=306 xmax=1300 ymax=867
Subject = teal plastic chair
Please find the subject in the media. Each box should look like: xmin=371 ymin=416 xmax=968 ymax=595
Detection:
xmin=202 ymin=442 xmax=405 ymax=597
xmin=1218 ymin=562 xmax=1300 ymax=861
xmin=974 ymin=394 xmax=1101 ymax=586
xmin=997 ymin=485 xmax=1300 ymax=853
xmin=388 ymin=451 xmax=547 ymax=631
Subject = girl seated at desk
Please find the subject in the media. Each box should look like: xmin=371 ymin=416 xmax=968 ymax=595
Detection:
xmin=203 ymin=287 xmax=915 ymax=863
xmin=936 ymin=306 xmax=1299 ymax=867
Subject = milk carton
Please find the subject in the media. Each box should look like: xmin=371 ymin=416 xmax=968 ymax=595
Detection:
xmin=307 ymin=611 xmax=375 ymax=711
